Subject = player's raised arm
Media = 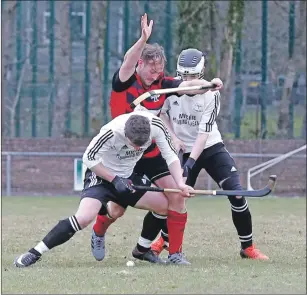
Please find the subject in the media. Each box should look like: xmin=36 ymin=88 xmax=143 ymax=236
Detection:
xmin=119 ymin=13 xmax=153 ymax=82
xmin=177 ymin=78 xmax=223 ymax=95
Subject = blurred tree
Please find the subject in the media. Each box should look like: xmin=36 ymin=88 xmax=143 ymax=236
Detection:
xmin=204 ymin=1 xmax=220 ymax=79
xmin=218 ymin=0 xmax=245 ymax=133
xmin=176 ymin=1 xmax=208 ymax=53
xmin=2 ymin=1 xmax=17 ymax=136
xmin=277 ymin=0 xmax=306 ymax=138
xmin=52 ymin=1 xmax=72 ymax=137
xmin=175 ymin=1 xmax=244 ymax=134
xmin=88 ymin=1 xmax=107 ymax=135
xmin=2 ymin=1 xmax=17 ymax=99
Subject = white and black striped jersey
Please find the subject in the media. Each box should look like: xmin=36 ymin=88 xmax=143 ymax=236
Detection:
xmin=82 ymin=111 xmax=178 ymax=179
xmin=161 ymin=91 xmax=223 ymax=153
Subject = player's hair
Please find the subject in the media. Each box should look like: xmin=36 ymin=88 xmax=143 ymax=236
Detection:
xmin=141 ymin=43 xmax=167 ymax=65
xmin=125 ymin=115 xmax=151 ymax=146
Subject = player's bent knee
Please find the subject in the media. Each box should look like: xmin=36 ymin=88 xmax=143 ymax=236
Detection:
xmin=221 ymin=176 xmax=248 ymax=207
xmin=228 ymin=195 xmax=247 ymax=208
xmin=107 ymin=202 xmax=126 ymax=219
xmin=135 ymin=192 xmax=168 ymax=215
xmin=165 ymin=192 xmax=185 ymax=208
xmin=74 ymin=215 xmax=94 ymax=229
xmin=75 ymin=198 xmax=102 ymax=229
xmin=150 ymin=194 xmax=168 ymax=215
xmin=221 ymin=175 xmax=244 ymax=200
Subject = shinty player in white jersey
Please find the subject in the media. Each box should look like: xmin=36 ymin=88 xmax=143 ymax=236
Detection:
xmin=14 ymin=111 xmax=194 ymax=268
xmin=151 ymin=48 xmax=269 ymax=260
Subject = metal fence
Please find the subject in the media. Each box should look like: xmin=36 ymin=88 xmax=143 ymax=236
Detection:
xmin=2 ymin=151 xmax=306 ymax=197
xmin=2 ymin=0 xmax=306 ymax=139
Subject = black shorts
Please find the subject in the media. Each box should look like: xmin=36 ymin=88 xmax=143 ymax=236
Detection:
xmin=182 ymin=142 xmax=240 ymax=187
xmin=80 ymin=169 xmax=151 ymax=209
xmin=133 ymin=153 xmax=170 ymax=183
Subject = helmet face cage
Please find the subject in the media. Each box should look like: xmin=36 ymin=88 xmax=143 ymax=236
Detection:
xmin=176 ymin=68 xmax=205 ymax=80
xmin=176 ymin=49 xmax=206 ymax=80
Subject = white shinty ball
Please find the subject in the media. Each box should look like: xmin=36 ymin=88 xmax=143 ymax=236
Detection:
xmin=126 ymin=260 xmax=135 ymax=267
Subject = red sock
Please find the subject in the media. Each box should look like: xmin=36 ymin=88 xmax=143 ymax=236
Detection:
xmin=167 ymin=210 xmax=187 ymax=254
xmin=93 ymin=215 xmax=115 ymax=236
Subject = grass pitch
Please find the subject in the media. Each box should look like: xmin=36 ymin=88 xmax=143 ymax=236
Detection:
xmin=2 ymin=196 xmax=306 ymax=294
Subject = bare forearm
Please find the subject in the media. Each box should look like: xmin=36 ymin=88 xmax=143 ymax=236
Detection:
xmin=119 ymin=37 xmax=147 ymax=82
xmin=189 ymin=133 xmax=209 ymax=161
xmin=168 ymin=160 xmax=186 ymax=187
xmin=178 ymin=79 xmax=212 ymax=95
xmin=123 ymin=37 xmax=146 ymax=68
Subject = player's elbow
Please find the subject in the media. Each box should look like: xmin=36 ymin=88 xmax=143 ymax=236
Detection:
xmin=82 ymin=153 xmax=93 ymax=169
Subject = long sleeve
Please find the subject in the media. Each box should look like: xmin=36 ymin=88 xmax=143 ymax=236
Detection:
xmin=82 ymin=128 xmax=115 ymax=169
xmin=198 ymin=91 xmax=220 ymax=134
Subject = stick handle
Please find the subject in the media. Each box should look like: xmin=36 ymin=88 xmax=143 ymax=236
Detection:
xmin=164 ymin=189 xmax=215 ymax=195
xmin=132 ymin=185 xmax=214 ymax=195
xmin=131 ymin=84 xmax=217 ymax=108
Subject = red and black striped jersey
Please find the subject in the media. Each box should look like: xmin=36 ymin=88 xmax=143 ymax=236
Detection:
xmin=109 ymin=69 xmax=182 ymax=158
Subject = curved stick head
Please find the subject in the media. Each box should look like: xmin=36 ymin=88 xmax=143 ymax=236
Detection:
xmin=130 ymin=92 xmax=148 ymax=108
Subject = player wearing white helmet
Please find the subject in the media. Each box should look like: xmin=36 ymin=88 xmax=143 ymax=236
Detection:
xmin=151 ymin=48 xmax=269 ymax=261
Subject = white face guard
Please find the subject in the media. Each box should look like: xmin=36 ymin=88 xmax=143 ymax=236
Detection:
xmin=176 ymin=56 xmax=205 ymax=80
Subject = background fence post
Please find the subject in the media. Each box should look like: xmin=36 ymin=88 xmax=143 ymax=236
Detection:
xmin=234 ymin=34 xmax=242 ymax=139
xmin=261 ymin=0 xmax=268 ymax=139
xmin=31 ymin=0 xmax=38 ymax=138
xmin=48 ymin=0 xmax=55 ymax=137
xmin=65 ymin=2 xmax=73 ymax=134
xmin=102 ymin=0 xmax=110 ymax=124
xmin=144 ymin=0 xmax=149 ymax=15
xmin=6 ymin=154 xmax=12 ymax=196
xmin=84 ymin=0 xmax=91 ymax=136
xmin=124 ymin=1 xmax=130 ymax=52
xmin=288 ymin=1 xmax=295 ymax=138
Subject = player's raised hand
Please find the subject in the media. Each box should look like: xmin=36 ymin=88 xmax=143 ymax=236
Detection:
xmin=210 ymin=78 xmax=223 ymax=91
xmin=140 ymin=13 xmax=153 ymax=42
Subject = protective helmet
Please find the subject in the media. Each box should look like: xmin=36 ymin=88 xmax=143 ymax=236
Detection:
xmin=176 ymin=48 xmax=206 ymax=79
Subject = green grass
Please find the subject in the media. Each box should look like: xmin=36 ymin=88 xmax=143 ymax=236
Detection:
xmin=2 ymin=196 xmax=306 ymax=294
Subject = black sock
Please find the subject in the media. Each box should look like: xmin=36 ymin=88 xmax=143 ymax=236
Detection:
xmin=228 ymin=197 xmax=253 ymax=249
xmin=39 ymin=216 xmax=81 ymax=250
xmin=137 ymin=212 xmax=167 ymax=253
xmin=160 ymin=218 xmax=169 ymax=245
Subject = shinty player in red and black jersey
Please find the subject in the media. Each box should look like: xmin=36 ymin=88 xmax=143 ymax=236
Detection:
xmin=91 ymin=13 xmax=222 ymax=265
xmin=110 ymin=66 xmax=182 ymax=159
xmin=110 ymin=67 xmax=180 ymax=118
